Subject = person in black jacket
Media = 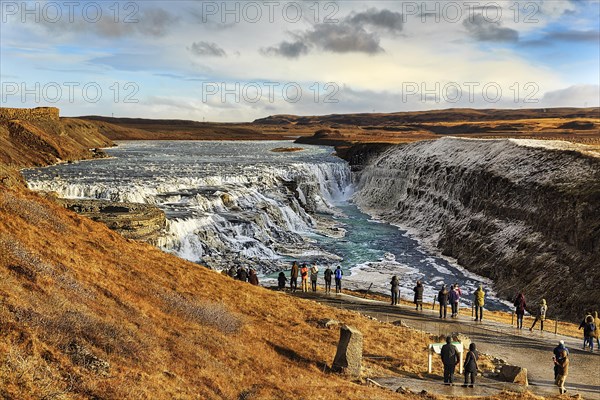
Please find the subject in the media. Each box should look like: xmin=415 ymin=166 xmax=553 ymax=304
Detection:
xmin=390 ymin=276 xmax=400 ymax=305
xmin=323 ymin=266 xmax=333 ymax=294
xmin=438 ymin=285 xmax=449 ymax=319
xmin=236 ymin=266 xmax=248 ymax=282
xmin=413 ymin=280 xmax=424 ymax=311
xmin=462 ymin=343 xmax=478 ymax=387
xmin=440 ymin=336 xmax=459 ymax=385
xmin=277 ymin=271 xmax=287 ymax=290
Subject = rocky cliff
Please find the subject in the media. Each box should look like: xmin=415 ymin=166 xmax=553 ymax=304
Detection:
xmin=57 ymin=199 xmax=166 ymax=245
xmin=352 ymin=138 xmax=600 ymax=320
xmin=0 ymin=107 xmax=113 ymax=170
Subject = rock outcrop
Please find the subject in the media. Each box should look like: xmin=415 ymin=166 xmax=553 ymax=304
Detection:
xmin=500 ymin=365 xmax=528 ymax=385
xmin=58 ymin=199 xmax=166 ymax=245
xmin=332 ymin=325 xmax=363 ymax=376
xmin=352 ymin=138 xmax=600 ymax=320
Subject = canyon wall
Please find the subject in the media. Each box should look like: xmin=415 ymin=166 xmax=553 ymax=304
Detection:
xmin=353 ymin=138 xmax=600 ymax=320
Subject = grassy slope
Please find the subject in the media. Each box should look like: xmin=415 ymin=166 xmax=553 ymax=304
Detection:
xmin=0 ymin=110 xmax=561 ymax=399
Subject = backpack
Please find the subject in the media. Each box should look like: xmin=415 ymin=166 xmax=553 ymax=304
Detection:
xmin=335 ymin=268 xmax=342 ymax=279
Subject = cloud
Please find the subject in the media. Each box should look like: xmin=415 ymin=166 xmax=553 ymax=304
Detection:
xmin=189 ymin=41 xmax=227 ymax=57
xmin=463 ymin=14 xmax=519 ymax=42
xmin=305 ymin=23 xmax=383 ymax=54
xmin=262 ymin=8 xmax=402 ymax=58
xmin=34 ymin=6 xmax=178 ymax=38
xmin=261 ymin=41 xmax=309 ymax=58
xmin=545 ymin=30 xmax=600 ymax=42
xmin=347 ymin=8 xmax=404 ymax=33
xmin=539 ymin=84 xmax=600 ymax=107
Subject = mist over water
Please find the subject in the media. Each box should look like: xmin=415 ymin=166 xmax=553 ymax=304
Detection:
xmin=23 ymin=140 xmax=510 ymax=311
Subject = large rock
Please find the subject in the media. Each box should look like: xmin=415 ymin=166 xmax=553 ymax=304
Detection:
xmin=500 ymin=365 xmax=528 ymax=386
xmin=332 ymin=325 xmax=363 ymax=376
xmin=57 ymin=199 xmax=166 ymax=245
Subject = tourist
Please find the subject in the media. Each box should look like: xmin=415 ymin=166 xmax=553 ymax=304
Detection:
xmin=290 ymin=261 xmax=298 ymax=292
xmin=277 ymin=271 xmax=287 ymax=290
xmin=413 ymin=280 xmax=424 ymax=311
xmin=324 ymin=265 xmax=333 ymax=294
xmin=474 ymin=285 xmax=485 ymax=322
xmin=438 ymin=285 xmax=449 ymax=319
xmin=300 ymin=263 xmax=309 ymax=292
xmin=227 ymin=266 xmax=236 ymax=278
xmin=514 ymin=291 xmax=526 ymax=329
xmin=440 ymin=336 xmax=459 ymax=385
xmin=462 ymin=343 xmax=478 ymax=388
xmin=529 ymin=299 xmax=547 ymax=331
xmin=334 ymin=266 xmax=343 ymax=294
xmin=248 ymin=269 xmax=259 ymax=286
xmin=553 ymin=349 xmax=569 ymax=394
xmin=310 ymin=262 xmax=319 ymax=292
xmin=449 ymin=284 xmax=459 ymax=318
xmin=454 ymin=283 xmax=462 ymax=316
xmin=553 ymin=340 xmax=569 ymax=379
xmin=236 ymin=266 xmax=248 ymax=282
xmin=390 ymin=276 xmax=400 ymax=305
xmin=595 ymin=311 xmax=600 ymax=350
xmin=579 ymin=314 xmax=596 ymax=352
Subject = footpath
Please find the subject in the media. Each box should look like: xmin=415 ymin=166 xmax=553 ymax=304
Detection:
xmin=292 ymin=291 xmax=600 ymax=399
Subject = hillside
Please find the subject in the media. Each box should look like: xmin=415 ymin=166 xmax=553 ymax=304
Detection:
xmin=75 ymin=108 xmax=600 ymax=147
xmin=81 ymin=115 xmax=291 ymax=141
xmin=0 ymin=107 xmax=587 ymax=399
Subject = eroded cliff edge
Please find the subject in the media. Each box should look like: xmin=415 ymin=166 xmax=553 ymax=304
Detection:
xmin=352 ymin=138 xmax=600 ymax=320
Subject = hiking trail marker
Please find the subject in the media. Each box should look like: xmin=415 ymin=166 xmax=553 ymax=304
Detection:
xmin=428 ymin=342 xmax=464 ymax=374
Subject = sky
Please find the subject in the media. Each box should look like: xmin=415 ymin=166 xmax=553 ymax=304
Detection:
xmin=0 ymin=0 xmax=599 ymax=122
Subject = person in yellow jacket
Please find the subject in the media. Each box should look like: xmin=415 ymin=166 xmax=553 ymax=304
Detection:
xmin=530 ymin=299 xmax=548 ymax=331
xmin=473 ymin=285 xmax=485 ymax=322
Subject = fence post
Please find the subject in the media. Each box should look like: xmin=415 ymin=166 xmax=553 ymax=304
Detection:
xmin=432 ymin=297 xmax=436 ymax=310
xmin=555 ymin=319 xmax=558 ymax=335
xmin=511 ymin=311 xmax=514 ymax=326
xmin=471 ymin=304 xmax=474 ymax=318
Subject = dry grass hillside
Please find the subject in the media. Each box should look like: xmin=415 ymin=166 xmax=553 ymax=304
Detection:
xmin=0 ymin=107 xmax=572 ymax=399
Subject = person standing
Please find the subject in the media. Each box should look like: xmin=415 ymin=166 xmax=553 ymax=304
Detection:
xmin=514 ymin=292 xmax=527 ymax=329
xmin=310 ymin=262 xmax=319 ymax=292
xmin=529 ymin=299 xmax=547 ymax=331
xmin=290 ymin=261 xmax=298 ymax=292
xmin=277 ymin=271 xmax=287 ymax=290
xmin=474 ymin=285 xmax=485 ymax=322
xmin=454 ymin=283 xmax=462 ymax=316
xmin=334 ymin=266 xmax=343 ymax=294
xmin=553 ymin=349 xmax=569 ymax=394
xmin=390 ymin=276 xmax=400 ymax=305
xmin=580 ymin=315 xmax=596 ymax=352
xmin=413 ymin=280 xmax=424 ymax=311
xmin=300 ymin=263 xmax=309 ymax=292
xmin=553 ymin=340 xmax=569 ymax=380
xmin=248 ymin=269 xmax=259 ymax=286
xmin=440 ymin=336 xmax=459 ymax=385
xmin=449 ymin=284 xmax=459 ymax=318
xmin=323 ymin=265 xmax=333 ymax=294
xmin=462 ymin=343 xmax=479 ymax=388
xmin=236 ymin=266 xmax=248 ymax=282
xmin=595 ymin=311 xmax=600 ymax=350
xmin=438 ymin=285 xmax=449 ymax=319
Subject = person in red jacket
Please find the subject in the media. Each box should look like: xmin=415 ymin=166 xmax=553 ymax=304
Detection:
xmin=300 ymin=263 xmax=309 ymax=292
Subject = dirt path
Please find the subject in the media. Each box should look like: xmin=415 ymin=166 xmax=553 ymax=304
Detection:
xmin=292 ymin=291 xmax=600 ymax=399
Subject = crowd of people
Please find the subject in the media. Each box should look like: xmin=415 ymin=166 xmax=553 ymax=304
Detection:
xmin=228 ymin=262 xmax=596 ymax=395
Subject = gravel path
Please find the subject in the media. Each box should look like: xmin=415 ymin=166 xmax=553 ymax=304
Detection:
xmin=293 ymin=291 xmax=600 ymax=399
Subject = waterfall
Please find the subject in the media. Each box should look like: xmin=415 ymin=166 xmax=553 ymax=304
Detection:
xmin=24 ymin=148 xmax=353 ymax=269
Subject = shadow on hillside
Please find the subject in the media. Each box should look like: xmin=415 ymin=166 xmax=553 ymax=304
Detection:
xmin=267 ymin=341 xmax=332 ymax=373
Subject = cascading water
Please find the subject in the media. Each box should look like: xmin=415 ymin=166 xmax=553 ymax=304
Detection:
xmin=23 ymin=139 xmax=516 ymax=311
xmin=23 ymin=141 xmax=353 ymax=271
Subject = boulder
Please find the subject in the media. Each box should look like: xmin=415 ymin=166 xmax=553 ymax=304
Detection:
xmin=500 ymin=365 xmax=528 ymax=386
xmin=317 ymin=318 xmax=341 ymax=329
xmin=332 ymin=325 xmax=363 ymax=376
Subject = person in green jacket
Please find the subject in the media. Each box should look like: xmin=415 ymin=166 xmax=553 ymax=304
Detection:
xmin=530 ymin=299 xmax=548 ymax=331
xmin=473 ymin=285 xmax=485 ymax=322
